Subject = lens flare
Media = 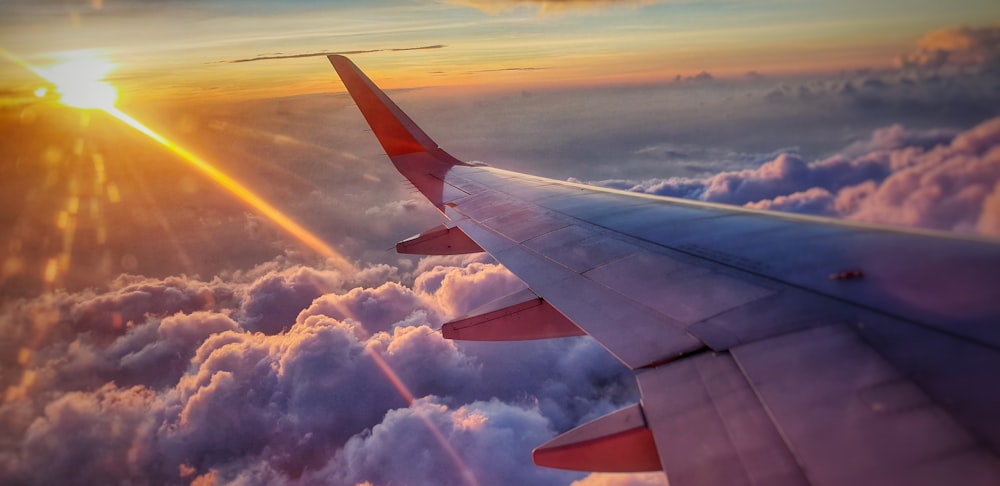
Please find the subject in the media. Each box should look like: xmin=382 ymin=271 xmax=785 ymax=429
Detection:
xmin=367 ymin=350 xmax=480 ymax=486
xmin=35 ymin=51 xmax=118 ymax=109
xmin=103 ymin=106 xmax=356 ymax=273
xmin=3 ymin=49 xmax=482 ymax=484
xmin=1 ymin=49 xmax=356 ymax=274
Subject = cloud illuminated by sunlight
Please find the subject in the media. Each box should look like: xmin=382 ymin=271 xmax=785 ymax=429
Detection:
xmin=34 ymin=51 xmax=118 ymax=109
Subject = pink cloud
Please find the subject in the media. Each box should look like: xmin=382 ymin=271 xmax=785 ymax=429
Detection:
xmin=898 ymin=24 xmax=1000 ymax=71
xmin=414 ymin=261 xmax=525 ymax=317
xmin=17 ymin=384 xmax=164 ymax=485
xmin=609 ymin=116 xmax=1000 ymax=236
xmin=239 ymin=266 xmax=345 ymax=334
xmin=306 ymin=398 xmax=575 ymax=485
xmin=1 ymin=256 xmax=638 ymax=485
xmin=296 ymin=281 xmax=440 ymax=332
xmin=743 ymin=187 xmax=834 ymax=213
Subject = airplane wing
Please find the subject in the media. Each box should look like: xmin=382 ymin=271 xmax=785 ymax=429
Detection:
xmin=328 ymin=55 xmax=1000 ymax=485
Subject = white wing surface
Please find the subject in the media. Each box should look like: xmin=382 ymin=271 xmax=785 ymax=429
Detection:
xmin=329 ymin=55 xmax=1000 ymax=486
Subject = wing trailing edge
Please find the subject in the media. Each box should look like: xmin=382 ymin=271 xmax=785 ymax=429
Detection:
xmin=532 ymin=403 xmax=662 ymax=472
xmin=441 ymin=287 xmax=585 ymax=341
xmin=396 ymin=224 xmax=484 ymax=255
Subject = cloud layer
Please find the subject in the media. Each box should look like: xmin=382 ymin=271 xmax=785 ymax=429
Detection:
xmin=590 ymin=116 xmax=1000 ymax=236
xmin=3 ymin=19 xmax=997 ymax=486
xmin=1 ymin=255 xmax=643 ymax=485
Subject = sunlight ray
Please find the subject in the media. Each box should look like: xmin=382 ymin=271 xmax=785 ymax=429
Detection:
xmin=1 ymin=50 xmax=490 ymax=485
xmin=103 ymin=106 xmax=356 ymax=273
xmin=3 ymin=48 xmax=356 ymax=274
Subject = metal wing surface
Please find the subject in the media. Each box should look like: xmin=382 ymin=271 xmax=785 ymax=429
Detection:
xmin=328 ymin=55 xmax=1000 ymax=486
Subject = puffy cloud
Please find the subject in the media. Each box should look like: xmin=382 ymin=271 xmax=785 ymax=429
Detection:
xmin=159 ymin=317 xmax=463 ymax=478
xmin=16 ymin=384 xmax=165 ymax=485
xmin=0 ymin=256 xmax=643 ymax=485
xmin=297 ymin=282 xmax=439 ymax=333
xmin=758 ymin=25 xmax=1000 ymax=119
xmin=593 ymin=116 xmax=1000 ymax=236
xmin=743 ymin=186 xmax=834 ymax=213
xmin=414 ymin=261 xmax=525 ymax=318
xmin=103 ymin=311 xmax=241 ymax=389
xmin=898 ymin=24 xmax=1000 ymax=71
xmin=308 ymin=398 xmax=581 ymax=486
xmin=628 ymin=150 xmax=888 ymax=206
xmin=62 ymin=274 xmax=239 ymax=337
xmin=239 ymin=266 xmax=344 ymax=334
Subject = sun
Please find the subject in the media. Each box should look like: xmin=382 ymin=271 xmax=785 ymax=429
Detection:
xmin=35 ymin=51 xmax=118 ymax=109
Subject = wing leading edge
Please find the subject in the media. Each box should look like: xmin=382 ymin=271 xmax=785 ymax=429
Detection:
xmin=329 ymin=55 xmax=1000 ymax=485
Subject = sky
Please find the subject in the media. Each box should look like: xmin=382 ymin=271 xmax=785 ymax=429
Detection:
xmin=1 ymin=1 xmax=1000 ymax=485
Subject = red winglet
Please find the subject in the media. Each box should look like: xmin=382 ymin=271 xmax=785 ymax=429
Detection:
xmin=329 ymin=55 xmax=438 ymax=157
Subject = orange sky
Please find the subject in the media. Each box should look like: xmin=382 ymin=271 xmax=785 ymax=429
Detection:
xmin=1 ymin=1 xmax=997 ymax=103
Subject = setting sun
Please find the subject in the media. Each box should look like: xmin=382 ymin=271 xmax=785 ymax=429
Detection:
xmin=35 ymin=51 xmax=118 ymax=109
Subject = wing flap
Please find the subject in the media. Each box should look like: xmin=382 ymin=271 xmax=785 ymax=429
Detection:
xmin=441 ymin=287 xmax=584 ymax=340
xmin=532 ymin=403 xmax=662 ymax=472
xmin=396 ymin=224 xmax=483 ymax=255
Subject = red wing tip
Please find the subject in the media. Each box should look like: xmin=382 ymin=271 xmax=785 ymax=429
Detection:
xmin=327 ymin=54 xmax=350 ymax=65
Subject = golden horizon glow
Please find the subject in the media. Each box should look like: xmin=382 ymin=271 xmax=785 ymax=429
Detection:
xmin=6 ymin=49 xmax=356 ymax=274
xmin=9 ymin=50 xmax=472 ymax=481
xmin=45 ymin=59 xmax=470 ymax=475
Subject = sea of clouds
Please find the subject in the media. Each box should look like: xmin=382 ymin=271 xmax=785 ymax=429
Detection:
xmin=2 ymin=21 xmax=999 ymax=486
xmin=1 ymin=253 xmax=659 ymax=485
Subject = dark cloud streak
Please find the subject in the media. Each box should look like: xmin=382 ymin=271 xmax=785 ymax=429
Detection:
xmin=470 ymin=67 xmax=548 ymax=73
xmin=222 ymin=45 xmax=447 ymax=64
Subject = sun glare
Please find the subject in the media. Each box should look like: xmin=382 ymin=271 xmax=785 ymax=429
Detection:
xmin=4 ymin=48 xmax=357 ymax=273
xmin=36 ymin=52 xmax=118 ymax=109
